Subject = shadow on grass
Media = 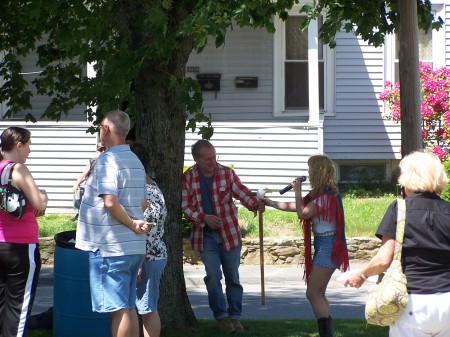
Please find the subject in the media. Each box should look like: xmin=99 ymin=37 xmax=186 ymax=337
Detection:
xmin=163 ymin=319 xmax=388 ymax=337
xmin=26 ymin=319 xmax=388 ymax=337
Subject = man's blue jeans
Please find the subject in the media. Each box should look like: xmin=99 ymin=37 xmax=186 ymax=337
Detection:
xmin=200 ymin=231 xmax=243 ymax=320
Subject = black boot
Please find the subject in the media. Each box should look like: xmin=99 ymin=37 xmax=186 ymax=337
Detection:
xmin=317 ymin=317 xmax=334 ymax=337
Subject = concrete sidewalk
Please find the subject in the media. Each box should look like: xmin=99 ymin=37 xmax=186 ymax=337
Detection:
xmin=33 ymin=261 xmax=370 ymax=320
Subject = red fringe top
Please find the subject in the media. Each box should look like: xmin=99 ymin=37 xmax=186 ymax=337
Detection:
xmin=302 ymin=191 xmax=349 ymax=283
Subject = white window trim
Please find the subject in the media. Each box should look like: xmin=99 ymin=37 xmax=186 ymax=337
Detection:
xmin=384 ymin=4 xmax=445 ymax=83
xmin=335 ymin=160 xmax=395 ymax=183
xmin=87 ymin=62 xmax=98 ymax=114
xmin=273 ymin=11 xmax=335 ymax=121
xmin=431 ymin=4 xmax=445 ymax=69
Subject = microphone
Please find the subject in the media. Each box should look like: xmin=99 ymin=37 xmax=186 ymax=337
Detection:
xmin=279 ymin=176 xmax=307 ymax=195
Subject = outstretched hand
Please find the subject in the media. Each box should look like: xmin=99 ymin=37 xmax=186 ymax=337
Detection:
xmin=261 ymin=197 xmax=273 ymax=208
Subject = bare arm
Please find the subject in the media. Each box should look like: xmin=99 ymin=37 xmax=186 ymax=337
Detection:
xmin=292 ymin=179 xmax=315 ymax=219
xmin=73 ymin=162 xmax=92 ymax=192
xmin=263 ymin=198 xmax=297 ymax=212
xmin=141 ymin=198 xmax=148 ymax=212
xmin=12 ymin=163 xmax=48 ymax=211
xmin=264 ymin=178 xmax=315 ymax=219
xmin=344 ymin=236 xmax=395 ymax=288
xmin=102 ymin=194 xmax=149 ymax=234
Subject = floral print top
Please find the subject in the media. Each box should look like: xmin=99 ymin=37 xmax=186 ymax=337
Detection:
xmin=143 ymin=180 xmax=167 ymax=260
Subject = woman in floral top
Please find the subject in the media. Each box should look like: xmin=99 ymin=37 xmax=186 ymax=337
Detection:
xmin=129 ymin=141 xmax=167 ymax=337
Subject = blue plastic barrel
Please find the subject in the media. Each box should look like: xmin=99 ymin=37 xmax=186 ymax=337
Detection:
xmin=53 ymin=230 xmax=111 ymax=337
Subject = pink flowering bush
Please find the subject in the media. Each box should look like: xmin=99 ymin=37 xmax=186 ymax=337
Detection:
xmin=380 ymin=62 xmax=450 ymax=161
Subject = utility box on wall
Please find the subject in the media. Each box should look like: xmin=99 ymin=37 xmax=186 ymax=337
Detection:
xmin=235 ymin=76 xmax=258 ymax=88
xmin=196 ymin=73 xmax=221 ymax=91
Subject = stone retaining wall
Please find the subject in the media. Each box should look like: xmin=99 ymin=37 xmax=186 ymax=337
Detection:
xmin=40 ymin=237 xmax=56 ymax=265
xmin=41 ymin=236 xmax=380 ymax=265
xmin=184 ymin=236 xmax=380 ymax=265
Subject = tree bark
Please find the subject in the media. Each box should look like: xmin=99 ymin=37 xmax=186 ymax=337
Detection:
xmin=112 ymin=0 xmax=198 ymax=330
xmin=134 ymin=65 xmax=197 ymax=330
xmin=397 ymin=0 xmax=422 ymax=157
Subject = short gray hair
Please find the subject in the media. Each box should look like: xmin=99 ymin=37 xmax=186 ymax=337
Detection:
xmin=191 ymin=140 xmax=214 ymax=160
xmin=104 ymin=110 xmax=130 ymax=137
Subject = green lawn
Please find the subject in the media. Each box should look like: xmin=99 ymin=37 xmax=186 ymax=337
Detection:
xmin=163 ymin=319 xmax=389 ymax=337
xmin=39 ymin=195 xmax=395 ymax=239
xmin=37 ymin=213 xmax=77 ymax=237
xmin=239 ymin=195 xmax=395 ymax=238
xmin=27 ymin=319 xmax=388 ymax=337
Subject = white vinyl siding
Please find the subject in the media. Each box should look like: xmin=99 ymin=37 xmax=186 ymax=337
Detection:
xmin=0 ymin=122 xmax=98 ymax=212
xmin=7 ymin=52 xmax=88 ymax=121
xmin=185 ymin=25 xmax=319 ymax=201
xmin=186 ymin=27 xmax=275 ymax=121
xmin=324 ymin=31 xmax=399 ymax=160
xmin=184 ymin=122 xmax=320 ymax=200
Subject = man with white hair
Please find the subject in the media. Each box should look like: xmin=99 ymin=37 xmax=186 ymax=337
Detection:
xmin=76 ymin=110 xmax=149 ymax=337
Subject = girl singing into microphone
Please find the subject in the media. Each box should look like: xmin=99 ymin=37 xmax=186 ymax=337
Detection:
xmin=263 ymin=155 xmax=349 ymax=337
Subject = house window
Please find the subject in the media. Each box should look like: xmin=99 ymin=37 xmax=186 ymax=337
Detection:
xmin=274 ymin=13 xmax=334 ymax=117
xmin=386 ymin=4 xmax=445 ymax=84
xmin=393 ymin=29 xmax=432 ymax=82
xmin=285 ymin=16 xmax=324 ymax=110
xmin=339 ymin=164 xmax=386 ymax=182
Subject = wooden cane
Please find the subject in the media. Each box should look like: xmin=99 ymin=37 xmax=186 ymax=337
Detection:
xmin=258 ymin=209 xmax=266 ymax=305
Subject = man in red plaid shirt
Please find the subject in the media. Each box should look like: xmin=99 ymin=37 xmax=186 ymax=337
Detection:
xmin=182 ymin=140 xmax=264 ymax=333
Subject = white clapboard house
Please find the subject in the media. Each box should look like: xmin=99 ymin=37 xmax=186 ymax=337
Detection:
xmin=184 ymin=2 xmax=449 ymax=199
xmin=1 ymin=2 xmax=448 ymax=212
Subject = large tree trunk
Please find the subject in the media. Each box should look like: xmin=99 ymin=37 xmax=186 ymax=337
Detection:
xmin=134 ymin=66 xmax=197 ymax=329
xmin=397 ymin=0 xmax=422 ymax=157
xmin=113 ymin=0 xmax=198 ymax=330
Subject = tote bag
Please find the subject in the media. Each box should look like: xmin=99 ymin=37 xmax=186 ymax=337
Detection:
xmin=365 ymin=198 xmax=408 ymax=326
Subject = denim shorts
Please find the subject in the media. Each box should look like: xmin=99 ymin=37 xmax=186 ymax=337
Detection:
xmin=136 ymin=258 xmax=167 ymax=314
xmin=89 ymin=251 xmax=144 ymax=313
xmin=313 ymin=234 xmax=337 ymax=270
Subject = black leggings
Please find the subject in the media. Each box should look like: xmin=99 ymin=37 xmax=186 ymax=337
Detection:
xmin=0 ymin=242 xmax=41 ymax=337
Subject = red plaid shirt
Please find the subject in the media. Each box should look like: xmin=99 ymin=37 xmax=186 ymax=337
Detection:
xmin=182 ymin=163 xmax=257 ymax=252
